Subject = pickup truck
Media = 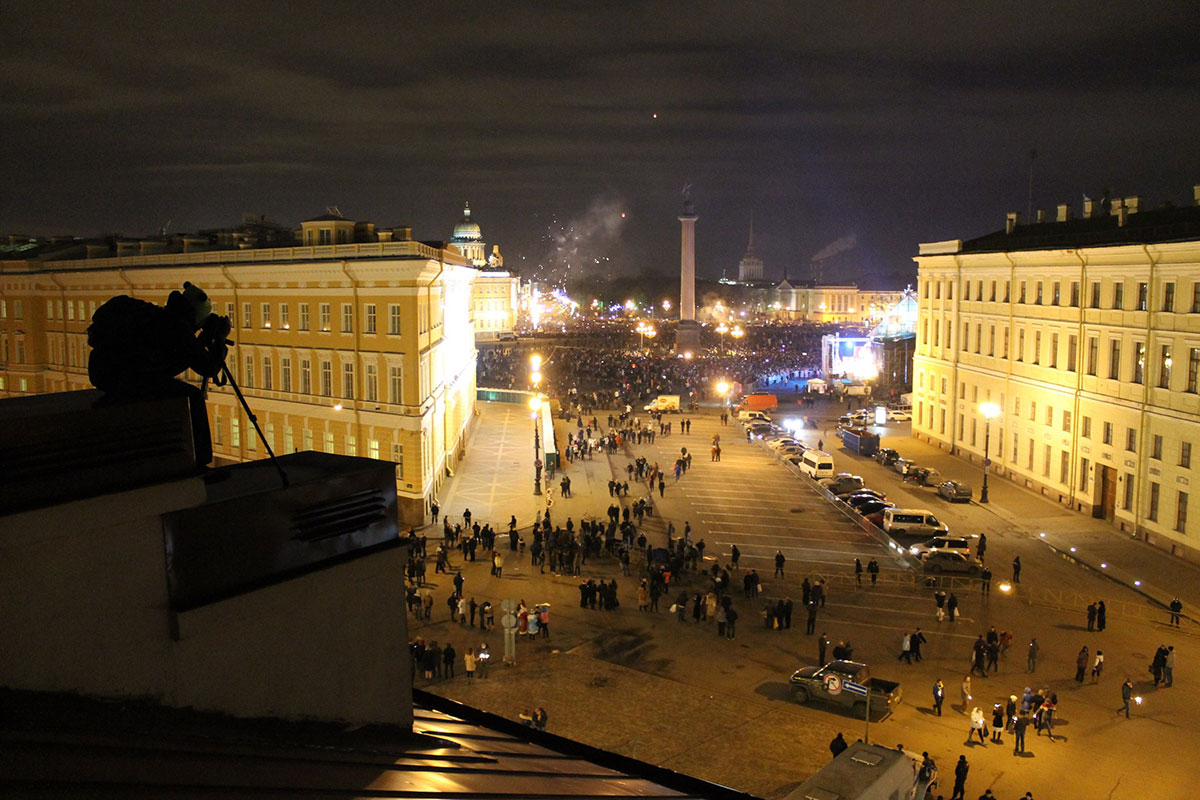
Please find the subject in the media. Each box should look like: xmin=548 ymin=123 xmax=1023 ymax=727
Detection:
xmin=789 ymin=660 xmax=902 ymax=717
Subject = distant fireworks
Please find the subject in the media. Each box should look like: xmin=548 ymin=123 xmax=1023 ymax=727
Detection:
xmin=526 ymin=199 xmax=625 ymax=289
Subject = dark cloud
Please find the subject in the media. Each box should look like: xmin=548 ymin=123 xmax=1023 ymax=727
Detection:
xmin=1 ymin=1 xmax=1197 ymax=286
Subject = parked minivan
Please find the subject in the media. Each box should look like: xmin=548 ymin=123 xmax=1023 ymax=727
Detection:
xmin=798 ymin=450 xmax=835 ymax=480
xmin=881 ymin=508 xmax=949 ymax=539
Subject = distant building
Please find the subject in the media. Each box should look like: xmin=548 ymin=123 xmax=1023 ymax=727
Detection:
xmin=913 ymin=186 xmax=1200 ymax=560
xmin=774 ymin=281 xmax=904 ymax=325
xmin=449 ymin=202 xmax=488 ymax=267
xmin=0 ymin=214 xmax=478 ymax=525
xmin=736 ymin=217 xmax=764 ymax=282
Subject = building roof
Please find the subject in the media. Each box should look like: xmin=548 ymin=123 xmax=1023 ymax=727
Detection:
xmin=960 ymin=202 xmax=1200 ymax=254
xmin=0 ymin=688 xmax=754 ymax=800
xmin=451 ymin=203 xmax=483 ymax=243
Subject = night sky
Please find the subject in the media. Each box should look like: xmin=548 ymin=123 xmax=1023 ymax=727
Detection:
xmin=2 ymin=2 xmax=1197 ymax=288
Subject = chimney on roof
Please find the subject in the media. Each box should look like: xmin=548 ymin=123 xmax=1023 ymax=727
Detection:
xmin=1125 ymin=196 xmax=1140 ymax=214
xmin=1005 ymin=212 xmax=1019 ymax=234
xmin=395 ymin=226 xmax=412 ymax=241
xmin=1057 ymin=204 xmax=1072 ymax=222
xmin=1112 ymin=197 xmax=1127 ymax=227
xmin=1036 ymin=209 xmax=1047 ymax=223
xmin=1083 ymin=199 xmax=1096 ymax=218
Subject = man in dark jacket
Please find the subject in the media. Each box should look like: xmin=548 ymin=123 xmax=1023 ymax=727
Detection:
xmin=950 ymin=754 xmax=968 ymax=800
xmin=87 ymin=282 xmax=230 ymax=466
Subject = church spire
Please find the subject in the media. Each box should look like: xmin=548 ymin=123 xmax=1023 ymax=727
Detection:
xmin=747 ymin=214 xmax=756 ymax=253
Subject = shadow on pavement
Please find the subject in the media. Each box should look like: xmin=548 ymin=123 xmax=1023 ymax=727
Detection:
xmin=754 ymin=681 xmax=795 ymax=702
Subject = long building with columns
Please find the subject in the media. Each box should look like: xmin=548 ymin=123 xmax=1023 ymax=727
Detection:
xmin=0 ymin=215 xmax=479 ymax=525
xmin=912 ymin=187 xmax=1200 ymax=561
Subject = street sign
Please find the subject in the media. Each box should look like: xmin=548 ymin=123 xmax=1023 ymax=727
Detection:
xmin=824 ymin=673 xmax=843 ymax=695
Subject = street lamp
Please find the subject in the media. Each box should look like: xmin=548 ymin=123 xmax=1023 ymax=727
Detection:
xmin=529 ymin=394 xmax=543 ymax=495
xmin=979 ymin=402 xmax=1001 ymax=503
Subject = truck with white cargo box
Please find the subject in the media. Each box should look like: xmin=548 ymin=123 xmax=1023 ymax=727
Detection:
xmin=643 ymin=395 xmax=680 ymax=412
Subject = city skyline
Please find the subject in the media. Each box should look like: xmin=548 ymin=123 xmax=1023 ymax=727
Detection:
xmin=2 ymin=3 xmax=1197 ymax=287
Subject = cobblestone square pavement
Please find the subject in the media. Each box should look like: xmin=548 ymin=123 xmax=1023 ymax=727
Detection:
xmin=421 ymin=400 xmax=1196 ymax=799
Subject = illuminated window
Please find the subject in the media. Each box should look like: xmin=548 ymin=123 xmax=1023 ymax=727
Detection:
xmin=303 ymin=429 xmax=313 ymax=451
xmin=319 ymin=303 xmax=331 ymax=331
xmin=345 ymin=435 xmax=357 ymax=457
xmin=1159 ymin=345 xmax=1172 ymax=389
xmin=231 ymin=417 xmax=241 ymax=448
xmin=368 ymin=439 xmax=380 ymax=460
xmin=261 ymin=303 xmax=271 ymax=327
xmin=284 ymin=427 xmax=295 ymax=454
xmin=324 ymin=431 xmax=335 ymax=453
xmin=392 ymin=443 xmax=404 ymax=477
xmin=280 ymin=304 xmax=290 ymax=328
xmin=1132 ymin=342 xmax=1145 ymax=384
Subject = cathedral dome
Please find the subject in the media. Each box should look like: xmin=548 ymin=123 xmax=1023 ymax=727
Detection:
xmin=451 ymin=203 xmax=482 ymax=243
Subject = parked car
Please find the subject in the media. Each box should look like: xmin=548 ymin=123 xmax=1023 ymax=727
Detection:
xmin=857 ymin=500 xmax=894 ymax=521
xmin=922 ymin=551 xmax=984 ymax=576
xmin=875 ymin=448 xmax=901 ymax=466
xmin=820 ymin=473 xmax=865 ymax=496
xmin=937 ymin=480 xmax=973 ymax=502
xmin=789 ymin=660 xmax=903 ymax=717
xmin=892 ymin=458 xmax=918 ymax=475
xmin=776 ymin=445 xmax=806 ymax=458
xmin=910 ymin=535 xmax=972 ymax=559
xmin=864 ymin=503 xmax=892 ymax=527
xmin=845 ymin=490 xmax=888 ymax=507
xmin=886 ymin=409 xmax=912 ymax=422
xmin=767 ymin=436 xmax=800 ymax=449
xmin=837 ymin=414 xmax=855 ymax=427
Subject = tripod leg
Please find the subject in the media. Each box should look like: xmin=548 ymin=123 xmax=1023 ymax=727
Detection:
xmin=221 ymin=364 xmax=289 ymax=487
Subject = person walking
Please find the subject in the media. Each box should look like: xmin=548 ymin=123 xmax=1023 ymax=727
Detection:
xmin=969 ymin=707 xmax=987 ymax=744
xmin=950 ymin=755 xmax=969 ymax=800
xmin=731 ymin=544 xmax=740 ymax=570
xmin=805 ymin=599 xmax=819 ymax=634
xmin=868 ymin=559 xmax=879 ymax=586
xmin=1036 ymin=692 xmax=1056 ymax=740
xmin=910 ymin=628 xmax=927 ymax=662
xmin=1074 ymin=645 xmax=1089 ymax=683
xmin=829 ymin=732 xmax=848 ymax=758
xmin=774 ymin=550 xmax=786 ymax=578
xmin=1011 ymin=555 xmax=1021 ymax=583
xmin=1092 ymin=649 xmax=1104 ymax=682
xmin=1164 ymin=645 xmax=1175 ymax=687
xmin=855 ymin=558 xmax=863 ymax=588
xmin=1013 ymin=710 xmax=1029 ymax=754
xmin=1086 ymin=602 xmax=1097 ymax=632
xmin=990 ymin=704 xmax=1004 ymax=743
xmin=960 ymin=675 xmax=972 ymax=715
xmin=1119 ymin=678 xmax=1134 ymax=718
xmin=932 ymin=679 xmax=945 ymax=716
xmin=898 ymin=631 xmax=913 ymax=664
xmin=818 ymin=632 xmax=830 ymax=665
xmin=1026 ymin=637 xmax=1039 ymax=673
xmin=947 ymin=593 xmax=959 ymax=622
xmin=1097 ymin=600 xmax=1106 ymax=631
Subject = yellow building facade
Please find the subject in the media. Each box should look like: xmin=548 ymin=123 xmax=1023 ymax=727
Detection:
xmin=912 ymin=195 xmax=1200 ymax=560
xmin=0 ymin=239 xmax=478 ymax=526
xmin=775 ymin=282 xmax=904 ymax=325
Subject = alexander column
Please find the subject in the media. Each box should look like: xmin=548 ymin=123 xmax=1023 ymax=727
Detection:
xmin=675 ymin=183 xmax=702 ymax=355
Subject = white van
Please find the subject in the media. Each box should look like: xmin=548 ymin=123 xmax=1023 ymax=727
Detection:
xmin=738 ymin=409 xmax=770 ymax=422
xmin=881 ymin=508 xmax=949 ymax=539
xmin=798 ymin=450 xmax=835 ymax=480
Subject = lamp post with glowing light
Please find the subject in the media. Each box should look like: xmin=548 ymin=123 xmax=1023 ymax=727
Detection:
xmin=979 ymin=402 xmax=1001 ymax=503
xmin=530 ymin=355 xmax=544 ymax=495
xmin=635 ymin=321 xmax=656 ymax=351
xmin=716 ymin=380 xmax=731 ymax=410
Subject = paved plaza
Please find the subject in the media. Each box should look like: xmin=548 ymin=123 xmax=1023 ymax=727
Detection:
xmin=420 ymin=399 xmax=1198 ymax=800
